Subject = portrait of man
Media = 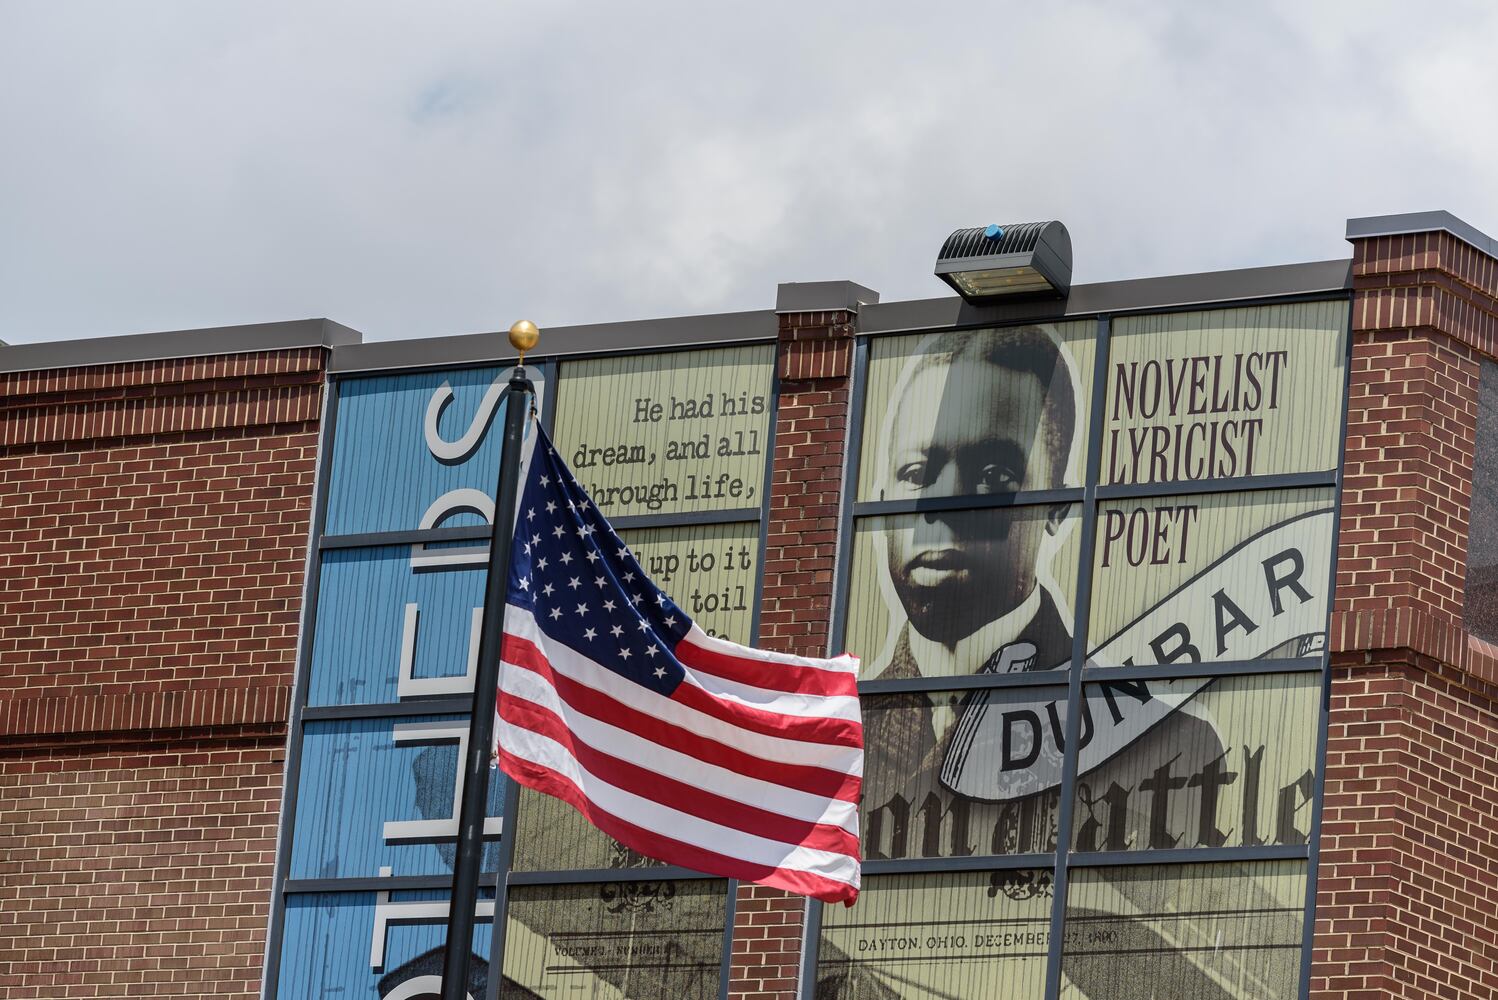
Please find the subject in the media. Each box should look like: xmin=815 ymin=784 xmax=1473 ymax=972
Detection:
xmin=868 ymin=325 xmax=1080 ymax=688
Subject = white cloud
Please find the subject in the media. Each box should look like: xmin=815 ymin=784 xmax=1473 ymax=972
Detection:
xmin=1 ymin=0 xmax=1495 ymax=344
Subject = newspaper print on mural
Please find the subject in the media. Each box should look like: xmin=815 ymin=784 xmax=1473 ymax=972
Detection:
xmin=279 ymin=360 xmax=755 ymax=1000
xmin=834 ymin=302 xmax=1345 ymax=998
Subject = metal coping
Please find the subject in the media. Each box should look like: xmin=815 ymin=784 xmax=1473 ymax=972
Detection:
xmin=339 ymin=259 xmax=1351 ymax=373
xmin=0 ymin=318 xmax=361 ymax=375
xmin=774 ymin=279 xmax=881 ymax=315
xmin=860 ymin=258 xmax=1352 ymax=335
xmin=2 ymin=258 xmax=1354 ymax=378
xmin=1346 ymin=210 xmax=1498 ymax=259
xmin=329 ymin=307 xmax=776 ymax=375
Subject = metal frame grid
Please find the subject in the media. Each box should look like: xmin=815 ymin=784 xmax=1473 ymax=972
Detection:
xmin=262 ymin=345 xmax=781 ymax=1000
xmin=803 ymin=295 xmax=1354 ymax=1000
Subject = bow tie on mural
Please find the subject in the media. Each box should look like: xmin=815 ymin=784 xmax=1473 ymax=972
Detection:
xmin=438 ymin=322 xmax=865 ymax=1000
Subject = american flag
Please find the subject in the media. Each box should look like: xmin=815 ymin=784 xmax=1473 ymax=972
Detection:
xmin=494 ymin=425 xmax=863 ymax=905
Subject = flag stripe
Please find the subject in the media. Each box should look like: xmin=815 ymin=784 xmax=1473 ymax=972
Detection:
xmin=498 ymin=720 xmax=860 ymax=892
xmin=500 ymin=692 xmax=862 ymax=856
xmin=669 ymin=679 xmax=862 ymax=747
xmin=502 ymin=644 xmax=861 ymax=806
xmin=675 ymin=631 xmax=859 ymax=698
xmin=504 ymin=610 xmax=863 ymax=751
xmin=499 ymin=750 xmax=859 ymax=905
xmin=684 ymin=622 xmax=860 ymax=672
xmin=678 ymin=657 xmax=862 ymax=717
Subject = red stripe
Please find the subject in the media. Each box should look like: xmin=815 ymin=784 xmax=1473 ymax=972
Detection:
xmin=675 ymin=635 xmax=858 ymax=699
xmin=503 ymin=633 xmax=863 ymax=753
xmin=503 ymin=636 xmax=860 ymax=802
xmin=668 ymin=678 xmax=862 ymax=748
xmin=499 ymin=750 xmax=859 ymax=905
xmin=501 ymin=694 xmax=860 ymax=857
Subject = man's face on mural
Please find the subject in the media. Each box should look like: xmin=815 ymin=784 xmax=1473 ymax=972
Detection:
xmin=884 ymin=356 xmax=1067 ymax=646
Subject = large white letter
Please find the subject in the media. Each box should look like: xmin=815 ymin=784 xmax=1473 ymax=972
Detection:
xmin=424 ymin=376 xmax=506 ymax=464
xmin=396 ymin=604 xmax=482 ymax=698
xmin=381 ymin=721 xmax=503 ymax=843
xmin=409 ymin=488 xmax=492 ymax=569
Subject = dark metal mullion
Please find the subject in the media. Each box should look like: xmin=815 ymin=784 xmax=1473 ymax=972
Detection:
xmin=859 ymin=670 xmax=1068 ymax=695
xmin=261 ymin=376 xmax=339 ymax=1000
xmin=1298 ymin=299 xmax=1355 ymax=1000
xmin=317 ymin=509 xmax=767 ymax=552
xmin=717 ymin=880 xmax=739 ymax=1000
xmin=799 ymin=335 xmax=868 ymax=998
xmin=826 ymin=336 xmax=868 ymax=660
xmin=485 ymin=779 xmax=522 ymax=1000
xmin=319 ymin=524 xmax=491 ymax=551
xmin=609 ymin=507 xmax=763 ymax=531
xmin=797 ymin=895 xmax=823 ymax=1000
xmin=538 ymin=357 xmax=559 ymax=433
xmin=504 ymin=865 xmax=722 ymax=885
xmin=846 ymin=470 xmax=1336 ymax=523
xmin=855 ymin=658 xmax=1323 ymax=697
xmin=284 ymin=873 xmax=501 ymax=894
xmin=1079 ymin=658 xmax=1324 ymax=683
xmin=1067 ymin=844 xmax=1308 ymax=870
xmin=1095 ymin=469 xmax=1336 ymax=500
xmin=300 ymin=698 xmax=473 ymax=721
xmin=863 ymin=852 xmax=1054 ymax=876
xmin=748 ymin=350 xmax=782 ymax=648
xmin=852 ymin=486 xmax=1081 ymax=517
xmin=1043 ymin=314 xmax=1112 ymax=1000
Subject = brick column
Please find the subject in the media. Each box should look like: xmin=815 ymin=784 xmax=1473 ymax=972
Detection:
xmin=0 ymin=343 xmax=331 ymax=998
xmin=729 ymin=283 xmax=873 ymax=999
xmin=1314 ymin=218 xmax=1498 ymax=1000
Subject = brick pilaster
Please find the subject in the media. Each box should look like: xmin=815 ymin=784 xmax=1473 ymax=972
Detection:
xmin=1314 ymin=222 xmax=1498 ymax=1000
xmin=729 ymin=304 xmax=857 ymax=998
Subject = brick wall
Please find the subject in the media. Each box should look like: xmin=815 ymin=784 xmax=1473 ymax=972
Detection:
xmin=0 ymin=348 xmax=326 ymax=999
xmin=1312 ymin=655 xmax=1498 ymax=1000
xmin=0 ymin=734 xmax=284 ymax=998
xmin=1315 ymin=228 xmax=1498 ymax=999
xmin=728 ymin=308 xmax=855 ymax=998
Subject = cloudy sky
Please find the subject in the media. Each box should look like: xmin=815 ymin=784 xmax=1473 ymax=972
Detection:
xmin=3 ymin=1 xmax=1495 ymax=345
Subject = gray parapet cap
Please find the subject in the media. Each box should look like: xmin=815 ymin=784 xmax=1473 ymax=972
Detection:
xmin=0 ymin=318 xmax=362 ymax=374
xmin=329 ymin=308 xmax=776 ymax=375
xmin=858 ymin=258 xmax=1353 ymax=335
xmin=774 ymin=280 xmax=881 ymax=315
xmin=1346 ymin=210 xmax=1498 ymax=260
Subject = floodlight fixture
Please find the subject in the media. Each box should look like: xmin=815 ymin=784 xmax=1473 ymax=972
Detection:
xmin=934 ymin=220 xmax=1072 ymax=303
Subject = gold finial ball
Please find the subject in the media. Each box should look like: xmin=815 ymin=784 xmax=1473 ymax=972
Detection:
xmin=508 ymin=319 xmax=540 ymax=354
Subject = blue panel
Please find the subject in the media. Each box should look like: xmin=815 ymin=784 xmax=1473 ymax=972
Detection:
xmin=308 ymin=546 xmax=486 ymax=707
xmin=289 ymin=717 xmax=504 ymax=880
xmin=277 ymin=890 xmax=493 ymax=1000
xmin=326 ymin=364 xmax=549 ymax=536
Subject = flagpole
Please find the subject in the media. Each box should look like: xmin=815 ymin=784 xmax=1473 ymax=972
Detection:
xmin=440 ymin=320 xmax=539 ymax=1000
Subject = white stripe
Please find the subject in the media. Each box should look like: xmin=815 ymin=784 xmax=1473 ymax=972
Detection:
xmin=502 ymin=666 xmax=860 ymax=834
xmin=503 ymin=606 xmax=863 ymax=773
xmin=500 ymin=717 xmax=860 ymax=890
xmin=678 ymin=667 xmax=862 ymax=723
xmin=684 ymin=623 xmax=860 ymax=675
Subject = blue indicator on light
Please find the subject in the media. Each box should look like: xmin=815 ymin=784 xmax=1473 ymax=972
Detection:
xmin=984 ymin=223 xmax=1005 ymax=239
